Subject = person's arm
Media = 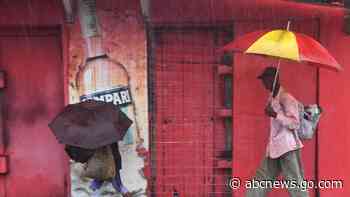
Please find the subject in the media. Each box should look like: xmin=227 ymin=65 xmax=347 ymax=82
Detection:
xmin=275 ymin=94 xmax=300 ymax=131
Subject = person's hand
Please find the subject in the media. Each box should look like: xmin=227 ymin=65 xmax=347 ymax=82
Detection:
xmin=265 ymin=103 xmax=277 ymax=118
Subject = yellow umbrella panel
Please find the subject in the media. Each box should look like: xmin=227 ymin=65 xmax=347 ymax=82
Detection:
xmin=246 ymin=30 xmax=300 ymax=61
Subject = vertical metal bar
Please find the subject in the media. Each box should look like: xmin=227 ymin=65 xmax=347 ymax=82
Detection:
xmin=222 ymin=25 xmax=234 ymax=197
xmin=224 ymin=76 xmax=233 ymax=152
xmin=147 ymin=23 xmax=157 ymax=197
xmin=0 ymin=90 xmax=5 ymax=156
xmin=315 ymin=17 xmax=321 ymax=197
xmin=0 ymin=71 xmax=7 ymax=197
xmin=212 ymin=29 xmax=218 ymax=197
xmin=231 ymin=21 xmax=235 ymax=197
xmin=0 ymin=71 xmax=7 ymax=165
xmin=220 ymin=27 xmax=234 ymax=157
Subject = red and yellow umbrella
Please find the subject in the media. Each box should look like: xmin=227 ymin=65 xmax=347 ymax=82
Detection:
xmin=222 ymin=28 xmax=342 ymax=71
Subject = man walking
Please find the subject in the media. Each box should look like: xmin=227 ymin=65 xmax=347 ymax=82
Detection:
xmin=246 ymin=67 xmax=308 ymax=197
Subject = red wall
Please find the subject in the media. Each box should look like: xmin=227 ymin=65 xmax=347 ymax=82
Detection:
xmin=0 ymin=1 xmax=69 ymax=196
xmin=231 ymin=3 xmax=350 ymax=197
xmin=151 ymin=0 xmax=350 ymax=196
xmin=318 ymin=8 xmax=350 ymax=197
xmin=229 ymin=3 xmax=350 ymax=197
xmin=0 ymin=0 xmax=63 ymax=26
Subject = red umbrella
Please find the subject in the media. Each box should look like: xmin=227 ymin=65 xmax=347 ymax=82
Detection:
xmin=222 ymin=21 xmax=342 ymax=101
xmin=222 ymin=28 xmax=342 ymax=71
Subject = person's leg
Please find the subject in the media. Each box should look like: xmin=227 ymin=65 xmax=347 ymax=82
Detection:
xmin=90 ymin=179 xmax=104 ymax=197
xmin=280 ymin=149 xmax=308 ymax=197
xmin=110 ymin=143 xmax=122 ymax=172
xmin=110 ymin=143 xmax=129 ymax=194
xmin=246 ymin=157 xmax=281 ymax=197
xmin=111 ymin=173 xmax=129 ymax=194
xmin=90 ymin=179 xmax=104 ymax=191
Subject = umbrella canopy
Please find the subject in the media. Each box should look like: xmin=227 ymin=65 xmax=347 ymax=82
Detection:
xmin=222 ymin=29 xmax=342 ymax=71
xmin=49 ymin=100 xmax=133 ymax=149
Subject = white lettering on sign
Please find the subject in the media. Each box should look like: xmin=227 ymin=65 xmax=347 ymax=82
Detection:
xmin=80 ymin=86 xmax=132 ymax=106
xmin=113 ymin=92 xmax=123 ymax=105
xmin=120 ymin=90 xmax=131 ymax=103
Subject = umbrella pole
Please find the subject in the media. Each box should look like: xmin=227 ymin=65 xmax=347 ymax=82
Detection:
xmin=268 ymin=58 xmax=281 ymax=102
xmin=268 ymin=20 xmax=289 ymax=102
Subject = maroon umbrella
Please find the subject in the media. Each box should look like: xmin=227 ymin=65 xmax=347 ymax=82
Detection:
xmin=49 ymin=100 xmax=132 ymax=149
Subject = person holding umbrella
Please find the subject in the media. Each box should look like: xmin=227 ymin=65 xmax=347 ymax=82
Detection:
xmin=246 ymin=66 xmax=307 ymax=197
xmin=49 ymin=100 xmax=133 ymax=197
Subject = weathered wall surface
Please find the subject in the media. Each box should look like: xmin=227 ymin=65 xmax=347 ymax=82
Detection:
xmin=68 ymin=1 xmax=148 ymax=196
xmin=150 ymin=0 xmax=349 ymax=196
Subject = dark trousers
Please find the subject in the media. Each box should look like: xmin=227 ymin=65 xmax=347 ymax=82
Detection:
xmin=246 ymin=150 xmax=308 ymax=197
xmin=110 ymin=142 xmax=122 ymax=172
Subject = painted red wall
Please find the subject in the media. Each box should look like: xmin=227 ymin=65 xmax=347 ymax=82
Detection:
xmin=228 ymin=3 xmax=348 ymax=197
xmin=0 ymin=0 xmax=63 ymax=26
xmin=228 ymin=3 xmax=350 ymax=197
xmin=151 ymin=0 xmax=350 ymax=196
xmin=317 ymin=9 xmax=350 ymax=197
xmin=0 ymin=1 xmax=69 ymax=196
